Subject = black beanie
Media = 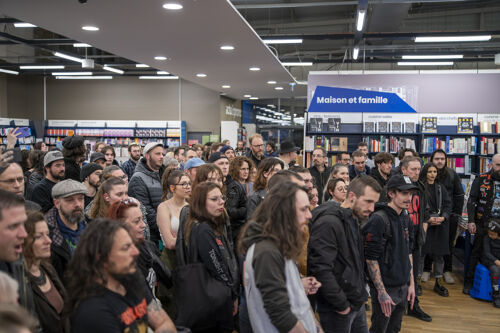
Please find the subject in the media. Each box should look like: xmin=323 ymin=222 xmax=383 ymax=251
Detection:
xmin=80 ymin=163 xmax=103 ymax=182
xmin=208 ymin=151 xmax=228 ymax=163
xmin=62 ymin=135 xmax=85 ymax=149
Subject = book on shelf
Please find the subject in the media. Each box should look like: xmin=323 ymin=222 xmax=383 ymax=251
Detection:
xmin=364 ymin=122 xmax=375 ymax=132
xmin=391 ymin=122 xmax=402 ymax=133
xmin=479 ymin=156 xmax=493 ymax=174
xmin=364 ymin=136 xmax=416 ymax=153
xmin=405 ymin=122 xmax=415 ymax=133
xmin=479 ymin=121 xmax=493 ymax=134
xmin=479 ymin=137 xmax=499 ymax=155
xmin=377 ymin=121 xmax=388 ymax=133
xmin=327 ymin=117 xmax=341 ymax=133
xmin=421 ymin=136 xmax=477 ymax=154
xmin=447 ymin=157 xmax=472 ymax=175
xmin=421 ymin=117 xmax=437 ymax=133
xmin=309 ymin=117 xmax=323 ymax=133
xmin=457 ymin=117 xmax=474 ymax=133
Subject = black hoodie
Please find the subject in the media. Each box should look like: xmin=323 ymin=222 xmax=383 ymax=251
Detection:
xmin=362 ymin=203 xmax=414 ymax=288
xmin=308 ymin=201 xmax=368 ymax=312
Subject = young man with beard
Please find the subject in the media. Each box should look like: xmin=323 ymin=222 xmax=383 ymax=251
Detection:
xmin=362 ymin=174 xmax=416 ymax=333
xmin=121 ymin=143 xmax=142 ymax=181
xmin=80 ymin=163 xmax=103 ymax=207
xmin=66 ymin=219 xmax=176 ymax=333
xmin=129 ymin=142 xmax=165 ymax=247
xmin=246 ymin=134 xmax=265 ymax=167
xmin=464 ymin=153 xmax=500 ymax=294
xmin=309 ymin=175 xmax=381 ymax=333
xmin=29 ymin=151 xmax=65 ymax=213
xmin=309 ymin=147 xmax=331 ymax=204
xmin=370 ymin=152 xmax=394 ymax=189
xmin=45 ymin=179 xmax=88 ymax=281
xmin=422 ymin=149 xmax=464 ymax=285
xmin=349 ymin=150 xmax=371 ymax=181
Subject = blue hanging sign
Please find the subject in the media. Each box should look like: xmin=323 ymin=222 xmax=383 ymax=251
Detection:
xmin=308 ymin=86 xmax=416 ymax=113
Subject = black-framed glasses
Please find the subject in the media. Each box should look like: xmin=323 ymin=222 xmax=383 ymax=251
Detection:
xmin=208 ymin=195 xmax=226 ymax=202
xmin=176 ymin=181 xmax=192 ymax=189
xmin=0 ymin=177 xmax=24 ymax=185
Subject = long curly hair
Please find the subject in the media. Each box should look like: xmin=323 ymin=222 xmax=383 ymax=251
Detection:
xmin=64 ymin=218 xmax=127 ymax=317
xmin=229 ymin=156 xmax=254 ymax=183
xmin=192 ymin=163 xmax=225 ymax=193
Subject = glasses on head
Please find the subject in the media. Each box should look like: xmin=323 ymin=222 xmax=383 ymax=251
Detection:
xmin=208 ymin=195 xmax=226 ymax=202
xmin=176 ymin=181 xmax=192 ymax=189
xmin=0 ymin=177 xmax=24 ymax=185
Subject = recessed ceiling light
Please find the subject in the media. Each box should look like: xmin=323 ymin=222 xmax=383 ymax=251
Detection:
xmin=55 ymin=76 xmax=112 ymax=80
xmin=136 ymin=64 xmax=150 ymax=68
xmin=155 ymin=56 xmax=167 ymax=60
xmin=402 ymin=55 xmax=463 ymax=60
xmin=415 ymin=35 xmax=491 ymax=43
xmin=196 ymin=73 xmax=207 ymax=78
xmin=51 ymin=72 xmax=92 ymax=76
xmin=163 ymin=3 xmax=183 ymax=10
xmin=220 ymin=45 xmax=235 ymax=50
xmin=139 ymin=76 xmax=179 ymax=79
xmin=243 ymin=94 xmax=251 ymax=98
xmin=249 ymin=97 xmax=259 ymax=100
xmin=397 ymin=61 xmax=454 ymax=66
xmin=0 ymin=68 xmax=19 ymax=75
xmin=249 ymin=67 xmax=260 ymax=71
xmin=267 ymin=80 xmax=277 ymax=84
xmin=222 ymin=85 xmax=231 ymax=89
xmin=157 ymin=71 xmax=170 ymax=75
xmin=82 ymin=26 xmax=99 ymax=31
xmin=103 ymin=66 xmax=124 ymax=74
xmin=14 ymin=23 xmax=36 ymax=28
xmin=20 ymin=65 xmax=65 ymax=69
xmin=73 ymin=43 xmax=91 ymax=48
xmin=275 ymin=86 xmax=284 ymax=90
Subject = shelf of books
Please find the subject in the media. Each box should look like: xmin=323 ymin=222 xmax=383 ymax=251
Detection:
xmin=304 ymin=112 xmax=500 ymax=176
xmin=0 ymin=118 xmax=38 ymax=150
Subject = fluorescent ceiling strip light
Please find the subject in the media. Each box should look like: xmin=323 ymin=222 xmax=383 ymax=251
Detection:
xmin=53 ymin=52 xmax=84 ymax=63
xmin=415 ymin=35 xmax=491 ymax=43
xmin=136 ymin=64 xmax=150 ymax=68
xmin=20 ymin=65 xmax=65 ymax=69
xmin=56 ymin=76 xmax=112 ymax=80
xmin=397 ymin=61 xmax=454 ymax=66
xmin=353 ymin=47 xmax=359 ymax=60
xmin=51 ymin=72 xmax=92 ymax=76
xmin=157 ymin=71 xmax=170 ymax=75
xmin=103 ymin=66 xmax=124 ymax=74
xmin=139 ymin=76 xmax=179 ymax=79
xmin=356 ymin=10 xmax=365 ymax=32
xmin=73 ymin=43 xmax=91 ymax=48
xmin=402 ymin=55 xmax=463 ymax=59
xmin=282 ymin=62 xmax=313 ymax=66
xmin=263 ymin=39 xmax=303 ymax=44
xmin=0 ymin=68 xmax=19 ymax=75
xmin=14 ymin=22 xmax=36 ymax=28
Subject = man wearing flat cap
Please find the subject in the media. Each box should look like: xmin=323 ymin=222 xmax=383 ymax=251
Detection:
xmin=278 ymin=141 xmax=299 ymax=170
xmin=62 ymin=135 xmax=86 ymax=182
xmin=45 ymin=179 xmax=89 ymax=280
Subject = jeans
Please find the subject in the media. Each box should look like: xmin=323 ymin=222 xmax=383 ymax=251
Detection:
xmin=319 ymin=307 xmax=369 ymax=333
xmin=369 ymin=285 xmax=408 ymax=333
xmin=421 ymin=255 xmax=444 ymax=278
xmin=444 ymin=215 xmax=459 ymax=272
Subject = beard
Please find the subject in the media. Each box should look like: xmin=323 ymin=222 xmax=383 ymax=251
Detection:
xmin=492 ymin=169 xmax=500 ymax=180
xmin=61 ymin=207 xmax=84 ymax=225
xmin=51 ymin=170 xmax=65 ymax=181
xmin=352 ymin=201 xmax=369 ymax=223
xmin=109 ymin=263 xmax=145 ymax=299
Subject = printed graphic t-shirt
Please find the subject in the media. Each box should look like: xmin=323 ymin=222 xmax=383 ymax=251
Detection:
xmin=71 ymin=287 xmax=152 ymax=333
xmin=491 ymin=181 xmax=500 ymax=219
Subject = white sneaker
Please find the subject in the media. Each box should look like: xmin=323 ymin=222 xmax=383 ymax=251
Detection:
xmin=443 ymin=271 xmax=455 ymax=284
xmin=421 ymin=271 xmax=431 ymax=282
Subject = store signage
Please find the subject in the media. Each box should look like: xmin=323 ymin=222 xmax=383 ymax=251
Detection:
xmin=225 ymin=106 xmax=242 ymax=117
xmin=107 ymin=120 xmax=136 ymax=128
xmin=478 ymin=114 xmax=500 ymax=123
xmin=137 ymin=120 xmax=167 ymax=128
xmin=48 ymin=120 xmax=77 ymax=127
xmin=10 ymin=118 xmax=30 ymax=126
xmin=419 ymin=113 xmax=477 ymax=126
xmin=0 ymin=118 xmax=11 ymax=126
xmin=77 ymin=120 xmax=106 ymax=128
xmin=308 ymin=86 xmax=416 ymax=113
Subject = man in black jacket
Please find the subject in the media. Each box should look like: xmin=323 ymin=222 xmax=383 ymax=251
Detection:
xmin=309 ymin=175 xmax=381 ymax=332
xmin=370 ymin=152 xmax=394 ymax=189
xmin=349 ymin=150 xmax=371 ymax=180
xmin=309 ymin=147 xmax=331 ymax=204
xmin=29 ymin=150 xmax=65 ymax=213
xmin=425 ymin=149 xmax=464 ymax=284
xmin=363 ymin=174 xmax=416 ymax=333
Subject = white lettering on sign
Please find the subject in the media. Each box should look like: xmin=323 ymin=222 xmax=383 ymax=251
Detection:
xmin=316 ymin=96 xmax=388 ymax=104
xmin=225 ymin=106 xmax=242 ymax=117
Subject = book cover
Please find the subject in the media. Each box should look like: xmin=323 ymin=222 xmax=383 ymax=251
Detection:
xmin=391 ymin=122 xmax=402 ymax=133
xmin=377 ymin=121 xmax=388 ymax=133
xmin=339 ymin=137 xmax=348 ymax=151
xmin=327 ymin=117 xmax=341 ymax=133
xmin=364 ymin=122 xmax=375 ymax=133
xmin=421 ymin=117 xmax=437 ymax=133
xmin=457 ymin=117 xmax=474 ymax=133
xmin=330 ymin=137 xmax=340 ymax=151
xmin=405 ymin=122 xmax=415 ymax=133
xmin=479 ymin=121 xmax=492 ymax=134
xmin=309 ymin=117 xmax=323 ymax=133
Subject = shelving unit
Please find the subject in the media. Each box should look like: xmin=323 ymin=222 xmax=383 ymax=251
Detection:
xmin=0 ymin=118 xmax=38 ymax=150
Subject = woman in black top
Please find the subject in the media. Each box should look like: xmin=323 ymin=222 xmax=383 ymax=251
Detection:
xmin=419 ymin=162 xmax=452 ymax=297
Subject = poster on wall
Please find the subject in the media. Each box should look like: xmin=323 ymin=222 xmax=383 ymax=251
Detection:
xmin=421 ymin=117 xmax=437 ymax=133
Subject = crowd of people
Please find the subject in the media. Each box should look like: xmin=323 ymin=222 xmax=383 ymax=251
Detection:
xmin=0 ymin=130 xmax=499 ymax=333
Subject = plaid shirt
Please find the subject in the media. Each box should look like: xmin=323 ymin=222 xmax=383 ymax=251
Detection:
xmin=122 ymin=159 xmax=138 ymax=181
xmin=45 ymin=206 xmax=64 ymax=247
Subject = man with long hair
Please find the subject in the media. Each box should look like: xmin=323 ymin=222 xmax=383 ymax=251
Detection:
xmin=66 ymin=218 xmax=176 ymax=333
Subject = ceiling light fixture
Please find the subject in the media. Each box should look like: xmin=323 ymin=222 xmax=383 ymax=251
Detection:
xmin=139 ymin=76 xmax=179 ymax=79
xmin=220 ymin=45 xmax=235 ymax=50
xmin=415 ymin=35 xmax=491 ymax=43
xmin=163 ymin=3 xmax=183 ymax=10
xmin=82 ymin=26 xmax=99 ymax=31
xmin=20 ymin=65 xmax=65 ymax=69
xmin=275 ymin=86 xmax=284 ymax=90
xmin=55 ymin=76 xmax=112 ymax=80
xmin=103 ymin=66 xmax=124 ymax=74
xmin=155 ymin=56 xmax=167 ymax=60
xmin=397 ymin=61 xmax=454 ymax=66
xmin=243 ymin=94 xmax=251 ymax=98
xmin=196 ymin=73 xmax=207 ymax=78
xmin=281 ymin=62 xmax=313 ymax=66
xmin=136 ymin=64 xmax=150 ymax=68
xmin=263 ymin=39 xmax=303 ymax=44
xmin=51 ymin=72 xmax=92 ymax=76
xmin=353 ymin=47 xmax=359 ymax=60
xmin=0 ymin=68 xmax=19 ymax=75
xmin=53 ymin=52 xmax=84 ymax=63
xmin=267 ymin=80 xmax=277 ymax=84
xmin=157 ymin=71 xmax=170 ymax=75
xmin=402 ymin=55 xmax=464 ymax=60
xmin=222 ymin=85 xmax=231 ymax=88
xmin=73 ymin=43 xmax=91 ymax=48
xmin=249 ymin=97 xmax=259 ymax=100
xmin=14 ymin=22 xmax=36 ymax=28
xmin=249 ymin=67 xmax=260 ymax=71
xmin=356 ymin=10 xmax=366 ymax=32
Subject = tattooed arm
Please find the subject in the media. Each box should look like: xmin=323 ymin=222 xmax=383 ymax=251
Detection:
xmin=366 ymin=259 xmax=395 ymax=318
xmin=148 ymin=298 xmax=177 ymax=333
xmin=407 ymin=255 xmax=415 ymax=310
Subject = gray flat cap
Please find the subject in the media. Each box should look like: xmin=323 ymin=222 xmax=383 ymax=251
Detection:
xmin=52 ymin=179 xmax=88 ymax=199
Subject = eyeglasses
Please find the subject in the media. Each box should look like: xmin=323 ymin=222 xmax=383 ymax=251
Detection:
xmin=0 ymin=177 xmax=24 ymax=185
xmin=336 ymin=186 xmax=348 ymax=192
xmin=207 ymin=177 xmax=222 ymax=183
xmin=176 ymin=182 xmax=192 ymax=189
xmin=208 ymin=195 xmax=226 ymax=202
xmin=312 ymin=154 xmax=325 ymax=158
xmin=252 ymin=144 xmax=264 ymax=148
xmin=117 ymin=174 xmax=128 ymax=180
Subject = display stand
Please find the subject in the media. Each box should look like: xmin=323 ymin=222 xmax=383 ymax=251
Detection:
xmin=0 ymin=118 xmax=38 ymax=150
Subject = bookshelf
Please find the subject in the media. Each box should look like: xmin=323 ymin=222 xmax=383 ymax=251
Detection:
xmin=0 ymin=118 xmax=38 ymax=150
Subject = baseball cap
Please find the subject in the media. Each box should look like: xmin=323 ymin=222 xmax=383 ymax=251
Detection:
xmin=144 ymin=142 xmax=164 ymax=154
xmin=386 ymin=174 xmax=418 ymax=191
xmin=52 ymin=179 xmax=88 ymax=199
xmin=184 ymin=158 xmax=205 ymax=171
xmin=44 ymin=150 xmax=64 ymax=167
xmin=90 ymin=152 xmax=106 ymax=163
xmin=208 ymin=152 xmax=228 ymax=163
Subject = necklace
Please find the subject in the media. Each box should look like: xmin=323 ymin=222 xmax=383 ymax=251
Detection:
xmin=31 ymin=269 xmax=47 ymax=286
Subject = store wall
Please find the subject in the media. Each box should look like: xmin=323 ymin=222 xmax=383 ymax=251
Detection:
xmin=219 ymin=95 xmax=242 ymax=124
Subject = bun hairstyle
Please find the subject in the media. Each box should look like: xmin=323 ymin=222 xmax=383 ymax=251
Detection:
xmin=161 ymin=168 xmax=185 ymax=201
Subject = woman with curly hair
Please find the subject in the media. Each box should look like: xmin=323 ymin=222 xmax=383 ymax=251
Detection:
xmin=229 ymin=156 xmax=254 ymax=197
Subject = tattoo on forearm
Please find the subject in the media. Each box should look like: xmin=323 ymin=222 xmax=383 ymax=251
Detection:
xmin=409 ymin=255 xmax=414 ymax=283
xmin=366 ymin=260 xmax=385 ymax=292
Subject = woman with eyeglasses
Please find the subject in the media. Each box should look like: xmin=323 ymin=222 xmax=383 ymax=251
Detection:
xmin=326 ymin=178 xmax=347 ymax=204
xmin=23 ymin=211 xmax=69 ymax=333
xmin=183 ymin=181 xmax=239 ymax=332
xmin=323 ymin=163 xmax=350 ymax=202
xmin=102 ymin=165 xmax=129 ymax=185
xmin=192 ymin=164 xmax=224 ymax=189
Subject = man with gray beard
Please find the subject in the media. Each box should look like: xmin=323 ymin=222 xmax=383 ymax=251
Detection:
xmin=45 ymin=179 xmax=88 ymax=281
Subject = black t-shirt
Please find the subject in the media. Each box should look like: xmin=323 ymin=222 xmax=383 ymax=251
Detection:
xmin=84 ymin=194 xmax=94 ymax=208
xmin=29 ymin=178 xmax=56 ymax=213
xmin=71 ymin=287 xmax=152 ymax=333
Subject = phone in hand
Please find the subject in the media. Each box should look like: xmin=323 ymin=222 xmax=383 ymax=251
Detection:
xmin=15 ymin=127 xmax=31 ymax=138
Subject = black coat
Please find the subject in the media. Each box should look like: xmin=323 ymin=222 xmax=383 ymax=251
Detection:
xmin=348 ymin=164 xmax=371 ymax=180
xmin=64 ymin=158 xmax=81 ymax=182
xmin=422 ymin=182 xmax=452 ymax=256
xmin=309 ymin=165 xmax=331 ymax=204
xmin=369 ymin=167 xmax=388 ymax=189
xmin=29 ymin=262 xmax=70 ymax=333
xmin=246 ymin=189 xmax=266 ymax=221
xmin=225 ymin=175 xmax=247 ymax=241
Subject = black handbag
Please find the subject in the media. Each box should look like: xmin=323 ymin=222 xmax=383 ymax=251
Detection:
xmin=174 ymin=222 xmax=231 ymax=331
